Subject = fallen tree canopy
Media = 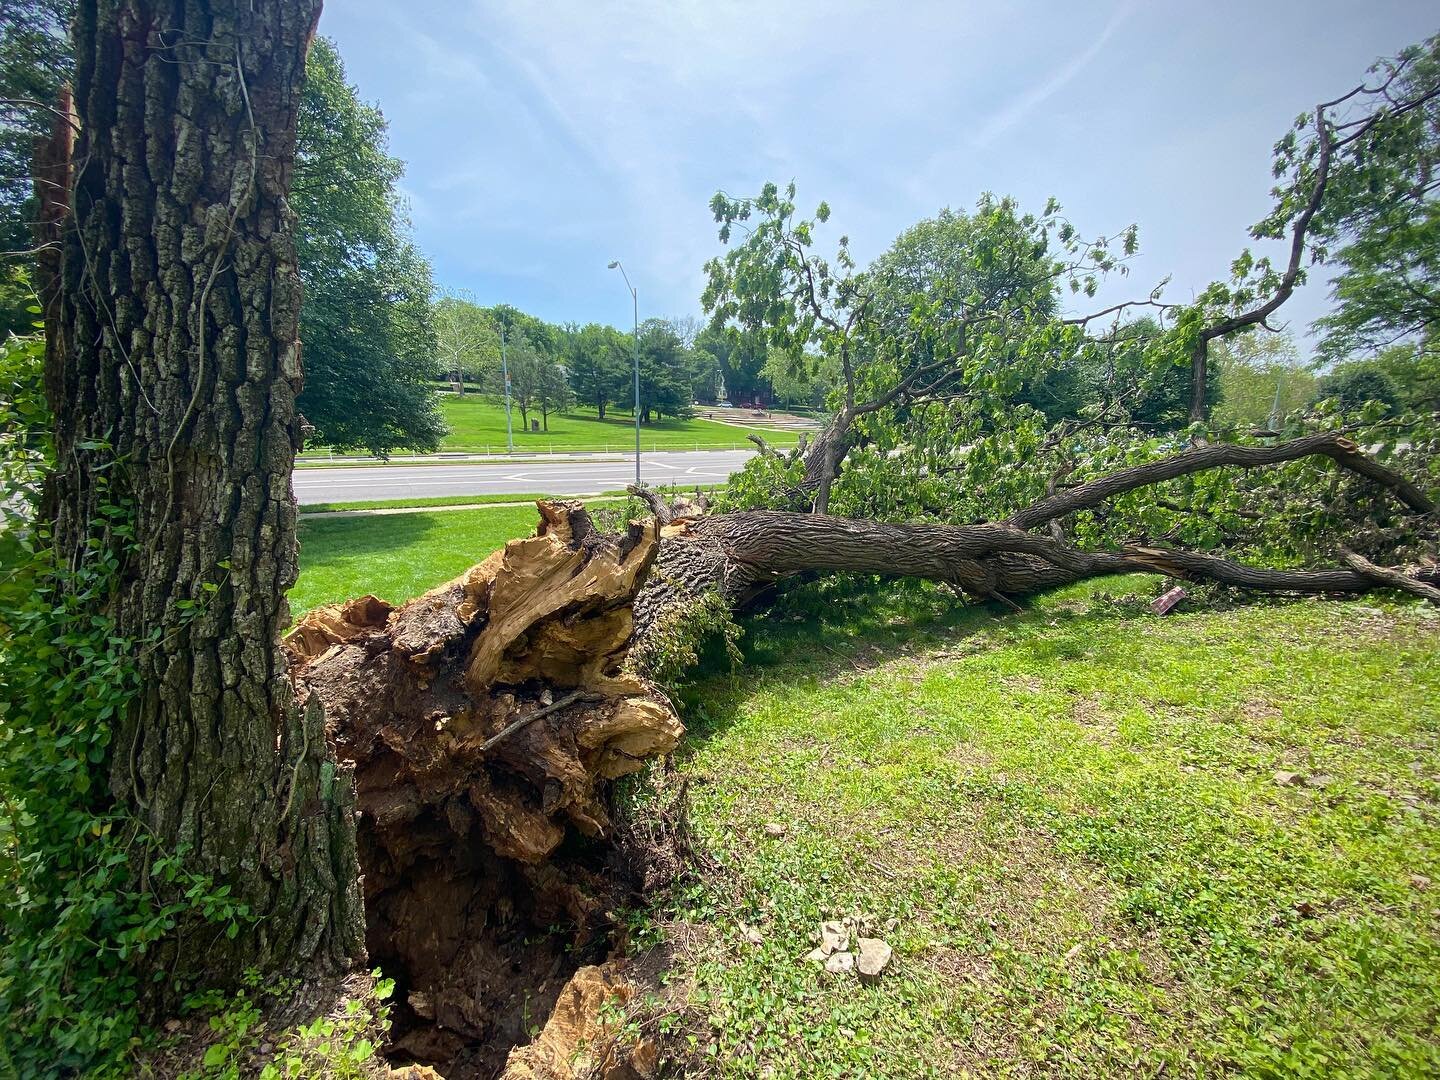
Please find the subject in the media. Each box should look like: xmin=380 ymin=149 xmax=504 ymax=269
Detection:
xmin=286 ymin=432 xmax=1436 ymax=1077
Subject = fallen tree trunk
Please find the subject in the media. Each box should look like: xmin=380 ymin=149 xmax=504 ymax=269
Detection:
xmin=288 ymin=433 xmax=1435 ymax=1076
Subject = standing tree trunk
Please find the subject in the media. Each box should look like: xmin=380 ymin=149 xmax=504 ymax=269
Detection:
xmin=803 ymin=406 xmax=855 ymax=514
xmin=47 ymin=0 xmax=361 ymax=996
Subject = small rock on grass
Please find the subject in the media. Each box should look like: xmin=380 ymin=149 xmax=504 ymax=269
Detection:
xmin=763 ymin=822 xmax=787 ymax=838
xmin=1410 ymin=873 xmax=1431 ymax=891
xmin=1303 ymin=773 xmax=1335 ymax=789
xmin=1273 ymin=770 xmax=1304 ymax=787
xmin=824 ymin=951 xmax=855 ymax=974
xmin=855 ymin=938 xmax=892 ymax=983
xmin=819 ymin=920 xmax=849 ymax=955
xmin=739 ymin=922 xmax=764 ymax=947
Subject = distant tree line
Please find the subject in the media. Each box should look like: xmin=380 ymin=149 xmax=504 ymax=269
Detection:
xmin=429 ymin=294 xmax=837 ymax=425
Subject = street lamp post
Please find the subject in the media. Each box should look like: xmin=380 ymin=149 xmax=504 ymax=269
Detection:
xmin=499 ymin=322 xmax=515 ymax=454
xmin=607 ymin=260 xmax=641 ymax=486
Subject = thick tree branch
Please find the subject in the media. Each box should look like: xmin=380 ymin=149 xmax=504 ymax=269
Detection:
xmin=627 ymin=484 xmax=673 ymax=525
xmin=1189 ymin=106 xmax=1335 ymax=420
xmin=746 ymin=432 xmax=781 ymax=459
xmin=1338 ymin=548 xmax=1440 ymax=602
xmin=1007 ymin=433 xmax=1434 ymax=531
xmin=656 ymin=509 xmax=1440 ymax=614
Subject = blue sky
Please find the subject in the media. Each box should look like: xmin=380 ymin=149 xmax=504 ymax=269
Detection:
xmin=318 ymin=1 xmax=1437 ymax=351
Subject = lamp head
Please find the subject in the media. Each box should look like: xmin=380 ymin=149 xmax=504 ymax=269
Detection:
xmin=607 ymin=261 xmax=619 ymax=269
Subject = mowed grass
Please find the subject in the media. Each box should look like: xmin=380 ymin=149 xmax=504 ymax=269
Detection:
xmin=298 ymin=491 xmax=629 ymax=514
xmin=438 ymin=396 xmax=799 ymax=452
xmin=626 ymin=579 xmax=1440 ymax=1078
xmin=289 ymin=504 xmax=542 ymax=617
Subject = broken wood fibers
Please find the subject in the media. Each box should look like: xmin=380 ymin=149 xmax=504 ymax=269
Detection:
xmin=284 ymin=501 xmax=680 ymax=1073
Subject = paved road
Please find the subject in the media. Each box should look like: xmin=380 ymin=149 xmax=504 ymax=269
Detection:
xmin=293 ymin=449 xmax=756 ymax=505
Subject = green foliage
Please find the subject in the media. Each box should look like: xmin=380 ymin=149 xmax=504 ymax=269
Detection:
xmin=636 ymin=318 xmax=696 ymax=421
xmin=703 ymin=167 xmax=1431 ymax=576
xmin=761 ymin=342 xmax=832 ymax=408
xmin=695 ymin=325 xmax=775 ymax=406
xmin=0 ymin=0 xmax=73 ymax=255
xmin=701 ymin=182 xmax=1197 ymax=529
xmin=175 ymin=969 xmax=393 ymax=1080
xmin=293 ymin=37 xmax=445 ymax=456
xmin=713 ymin=446 xmax=810 ymax=513
xmin=432 ymin=292 xmax=502 ymax=388
xmin=0 ymin=332 xmax=47 ymax=548
xmin=0 ymin=261 xmax=41 ymax=341
xmin=0 ymin=336 xmax=250 ymax=1076
xmin=564 ymin=321 xmax=631 ymax=418
xmin=1313 ymin=364 xmax=1403 ymax=415
xmin=493 ymin=335 xmax=547 ymax=429
xmin=1212 ymin=332 xmax=1316 ymax=430
xmin=1308 ymin=34 xmax=1440 ymax=363
xmin=1366 ymin=341 xmax=1440 ymax=413
xmin=630 ymin=588 xmax=743 ymax=692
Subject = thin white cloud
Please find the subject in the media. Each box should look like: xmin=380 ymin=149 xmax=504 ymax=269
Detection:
xmin=973 ymin=1 xmax=1135 ymax=147
xmin=318 ymin=0 xmax=1434 ymax=338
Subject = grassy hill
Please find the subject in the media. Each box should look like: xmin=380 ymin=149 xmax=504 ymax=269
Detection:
xmin=437 ymin=396 xmax=800 ymax=453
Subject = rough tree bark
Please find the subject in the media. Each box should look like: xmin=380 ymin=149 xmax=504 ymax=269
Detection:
xmin=46 ymin=0 xmax=361 ymax=993
xmin=287 ymin=433 xmax=1434 ymax=1074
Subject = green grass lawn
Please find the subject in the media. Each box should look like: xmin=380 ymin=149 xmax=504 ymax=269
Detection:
xmin=290 ymin=504 xmax=543 ymax=617
xmin=626 ymin=579 xmax=1440 ymax=1077
xmin=298 ymin=491 xmax=630 ymax=514
xmin=437 ymin=396 xmax=799 ymax=453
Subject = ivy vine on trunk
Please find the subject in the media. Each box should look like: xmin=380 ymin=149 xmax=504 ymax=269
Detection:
xmin=45 ymin=0 xmax=361 ymax=1000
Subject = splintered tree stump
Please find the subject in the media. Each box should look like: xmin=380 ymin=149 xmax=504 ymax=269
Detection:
xmin=286 ymin=502 xmax=682 ymax=1073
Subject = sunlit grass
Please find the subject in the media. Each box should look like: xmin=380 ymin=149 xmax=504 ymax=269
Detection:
xmin=437 ymin=397 xmax=799 ymax=453
xmin=627 ymin=579 xmax=1440 ymax=1077
xmin=288 ymin=513 xmax=1440 ymax=1075
xmin=290 ymin=504 xmax=542 ymax=617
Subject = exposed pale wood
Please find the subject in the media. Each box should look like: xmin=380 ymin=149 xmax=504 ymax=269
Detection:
xmin=292 ymin=501 xmax=683 ymax=1060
